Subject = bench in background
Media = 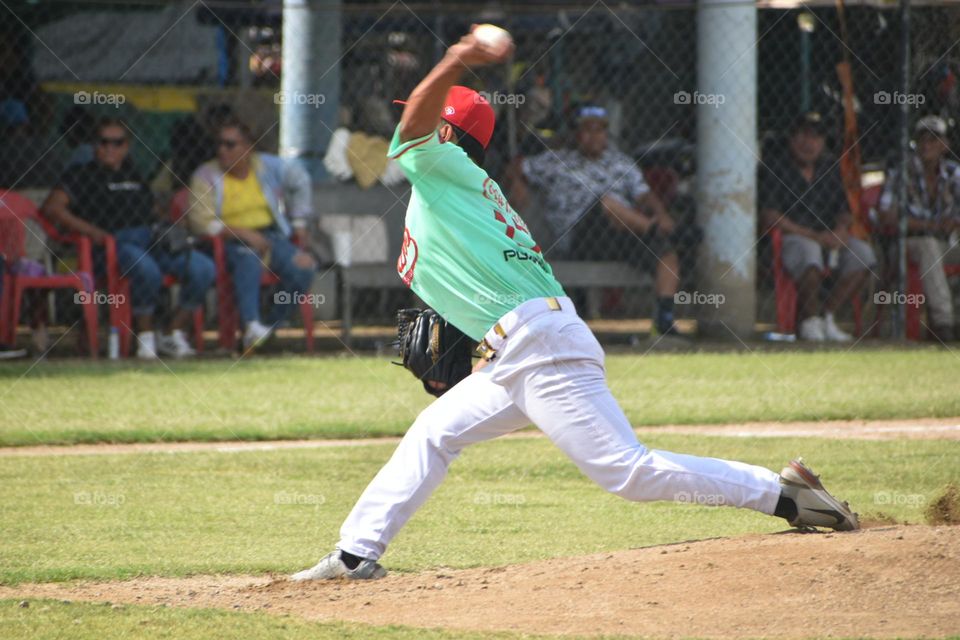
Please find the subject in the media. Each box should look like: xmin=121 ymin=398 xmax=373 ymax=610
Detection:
xmin=340 ymin=260 xmax=652 ymax=346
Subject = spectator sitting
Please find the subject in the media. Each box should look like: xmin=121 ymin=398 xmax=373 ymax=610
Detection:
xmin=760 ymin=111 xmax=877 ymax=342
xmin=41 ymin=117 xmax=216 ymax=359
xmin=188 ymin=116 xmax=316 ymax=349
xmin=877 ymin=115 xmax=960 ymax=342
xmin=510 ymin=105 xmax=682 ymax=335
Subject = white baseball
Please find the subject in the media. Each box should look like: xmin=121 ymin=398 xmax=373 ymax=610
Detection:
xmin=473 ymin=24 xmax=512 ymax=56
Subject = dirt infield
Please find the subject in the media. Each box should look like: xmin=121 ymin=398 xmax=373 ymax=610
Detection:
xmin=2 ymin=417 xmax=958 ymax=457
xmin=4 ymin=525 xmax=958 ymax=638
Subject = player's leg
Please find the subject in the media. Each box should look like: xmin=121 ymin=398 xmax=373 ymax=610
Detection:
xmin=495 ymin=312 xmax=857 ymax=529
xmin=291 ymin=370 xmax=530 ymax=579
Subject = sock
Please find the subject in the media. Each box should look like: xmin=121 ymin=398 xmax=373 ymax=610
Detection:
xmin=656 ymin=297 xmax=675 ymax=333
xmin=339 ymin=550 xmax=362 ymax=570
xmin=774 ymin=493 xmax=798 ymax=522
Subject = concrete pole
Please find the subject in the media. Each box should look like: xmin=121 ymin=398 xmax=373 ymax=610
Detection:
xmin=280 ymin=0 xmax=341 ymax=181
xmin=895 ymin=0 xmax=911 ymax=339
xmin=695 ymin=0 xmax=758 ymax=339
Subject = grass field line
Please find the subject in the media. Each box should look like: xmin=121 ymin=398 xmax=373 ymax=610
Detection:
xmin=2 ymin=416 xmax=958 ymax=458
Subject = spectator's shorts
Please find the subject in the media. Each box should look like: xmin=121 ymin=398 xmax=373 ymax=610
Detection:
xmin=782 ymin=233 xmax=876 ymax=280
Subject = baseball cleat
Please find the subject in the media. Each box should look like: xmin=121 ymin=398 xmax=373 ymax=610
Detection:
xmin=290 ymin=550 xmax=387 ymax=581
xmin=779 ymin=457 xmax=860 ymax=531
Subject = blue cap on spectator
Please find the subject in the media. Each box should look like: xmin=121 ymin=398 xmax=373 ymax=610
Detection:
xmin=575 ymin=105 xmax=608 ymax=123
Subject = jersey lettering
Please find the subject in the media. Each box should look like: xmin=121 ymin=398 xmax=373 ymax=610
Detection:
xmin=397 ymin=227 xmax=419 ymax=286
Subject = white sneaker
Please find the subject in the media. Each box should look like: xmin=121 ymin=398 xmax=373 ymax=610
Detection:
xmin=290 ymin=550 xmax=387 ymax=581
xmin=779 ymin=458 xmax=860 ymax=531
xmin=158 ymin=330 xmax=196 ymax=358
xmin=823 ymin=313 xmax=853 ymax=342
xmin=136 ymin=331 xmax=158 ymax=360
xmin=798 ymin=316 xmax=826 ymax=341
xmin=242 ymin=320 xmax=272 ymax=350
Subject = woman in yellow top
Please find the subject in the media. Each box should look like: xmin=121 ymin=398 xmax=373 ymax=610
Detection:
xmin=189 ymin=117 xmax=316 ymax=349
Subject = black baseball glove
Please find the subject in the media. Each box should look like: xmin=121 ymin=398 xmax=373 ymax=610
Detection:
xmin=395 ymin=308 xmax=474 ymax=397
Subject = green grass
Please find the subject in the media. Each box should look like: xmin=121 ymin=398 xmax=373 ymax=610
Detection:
xmin=1 ymin=433 xmax=956 ymax=585
xmin=1 ymin=348 xmax=959 ymax=446
xmin=0 ymin=599 xmax=603 ymax=640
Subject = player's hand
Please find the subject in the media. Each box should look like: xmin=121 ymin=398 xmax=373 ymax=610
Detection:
xmin=472 ymin=357 xmax=491 ymax=373
xmin=446 ymin=27 xmax=513 ymax=68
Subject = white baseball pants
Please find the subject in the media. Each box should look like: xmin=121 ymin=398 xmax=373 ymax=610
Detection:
xmin=338 ymin=297 xmax=782 ymax=560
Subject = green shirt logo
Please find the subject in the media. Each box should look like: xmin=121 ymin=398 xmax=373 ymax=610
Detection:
xmin=388 ymin=126 xmax=565 ymax=340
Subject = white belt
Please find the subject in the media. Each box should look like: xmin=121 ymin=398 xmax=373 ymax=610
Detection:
xmin=476 ymin=296 xmax=575 ymax=360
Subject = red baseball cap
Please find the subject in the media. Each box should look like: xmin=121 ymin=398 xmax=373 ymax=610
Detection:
xmin=394 ymin=85 xmax=496 ymax=149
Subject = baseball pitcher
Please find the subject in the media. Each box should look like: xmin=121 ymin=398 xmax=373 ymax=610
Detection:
xmin=291 ymin=26 xmax=859 ymax=581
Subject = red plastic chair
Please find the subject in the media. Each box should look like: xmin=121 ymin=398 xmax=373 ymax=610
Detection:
xmin=208 ymin=232 xmax=315 ymax=353
xmin=771 ymin=227 xmax=863 ymax=336
xmin=0 ymin=190 xmax=99 ymax=356
xmin=108 ymin=187 xmax=205 ymax=357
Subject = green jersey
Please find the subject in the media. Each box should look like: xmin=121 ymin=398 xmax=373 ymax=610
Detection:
xmin=387 ymin=126 xmax=565 ymax=341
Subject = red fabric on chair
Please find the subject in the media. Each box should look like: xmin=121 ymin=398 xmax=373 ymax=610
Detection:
xmin=0 ymin=190 xmax=99 ymax=356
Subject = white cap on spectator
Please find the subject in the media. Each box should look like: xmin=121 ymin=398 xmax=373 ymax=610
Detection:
xmin=915 ymin=115 xmax=948 ymax=137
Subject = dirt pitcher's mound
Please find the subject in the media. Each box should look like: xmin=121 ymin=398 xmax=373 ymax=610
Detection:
xmin=6 ymin=525 xmax=960 ymax=638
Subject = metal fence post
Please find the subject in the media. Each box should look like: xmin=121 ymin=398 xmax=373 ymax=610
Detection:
xmin=895 ymin=0 xmax=911 ymax=340
xmin=280 ymin=0 xmax=341 ymax=181
xmin=695 ymin=0 xmax=758 ymax=339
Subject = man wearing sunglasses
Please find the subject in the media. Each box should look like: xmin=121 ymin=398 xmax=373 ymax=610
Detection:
xmin=188 ymin=116 xmax=315 ymax=350
xmin=42 ymin=117 xmax=216 ymax=359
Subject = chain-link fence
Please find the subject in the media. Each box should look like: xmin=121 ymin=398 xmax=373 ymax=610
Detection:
xmin=2 ymin=0 xmax=959 ymax=358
